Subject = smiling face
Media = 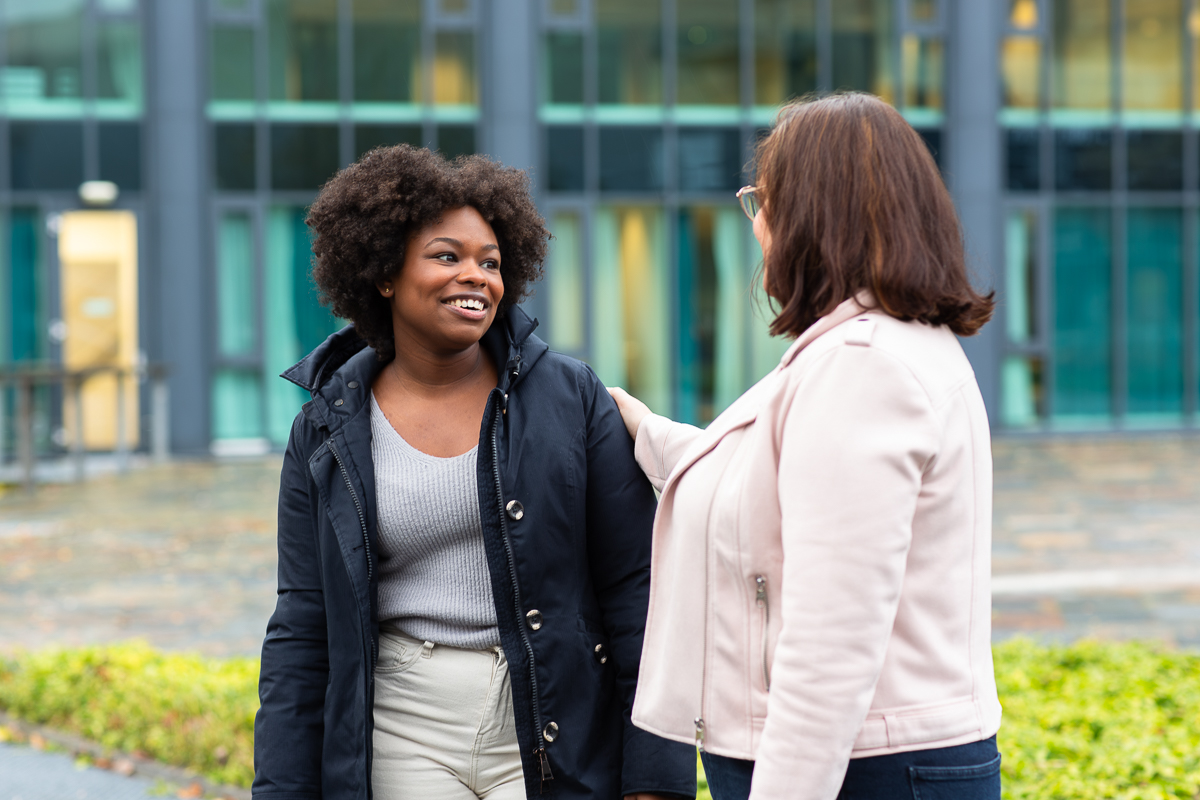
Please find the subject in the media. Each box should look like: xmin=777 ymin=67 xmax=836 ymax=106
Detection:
xmin=381 ymin=205 xmax=504 ymax=356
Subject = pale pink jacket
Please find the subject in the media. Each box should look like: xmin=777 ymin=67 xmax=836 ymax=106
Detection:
xmin=630 ymin=296 xmax=1001 ymax=800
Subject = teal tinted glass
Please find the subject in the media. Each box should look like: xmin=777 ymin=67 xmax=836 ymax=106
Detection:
xmin=1053 ymin=208 xmax=1111 ymax=417
xmin=7 ymin=209 xmax=42 ymax=363
xmin=832 ymin=0 xmax=894 ymax=103
xmin=3 ymin=0 xmax=84 ymax=102
xmin=212 ymin=370 xmax=265 ymax=440
xmin=1127 ymin=208 xmax=1182 ymax=414
xmin=547 ymin=212 xmax=585 ymax=352
xmin=755 ymin=0 xmax=816 ymax=105
xmin=97 ymin=18 xmax=142 ymax=104
xmin=677 ymin=0 xmax=740 ymax=105
xmin=212 ymin=26 xmax=256 ymax=101
xmin=544 ymin=32 xmax=584 ymax=104
xmin=268 ymin=0 xmax=339 ymax=102
xmin=217 ymin=212 xmax=257 ymax=358
xmin=598 ymin=0 xmax=663 ymax=104
xmin=353 ymin=0 xmax=421 ymax=103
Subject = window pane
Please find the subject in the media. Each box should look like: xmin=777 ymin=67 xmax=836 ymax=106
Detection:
xmin=916 ymin=128 xmax=941 ymax=169
xmin=7 ymin=209 xmax=43 ymax=363
xmin=211 ymin=26 xmax=255 ymax=101
xmin=1006 ymin=128 xmax=1040 ymax=190
xmin=1002 ymin=36 xmax=1040 ymax=108
xmin=2 ymin=0 xmax=83 ymax=106
xmin=1005 ymin=209 xmax=1038 ymax=343
xmin=901 ymin=36 xmax=943 ymax=112
xmin=678 ymin=0 xmax=739 ymax=106
xmin=547 ymin=212 xmax=585 ymax=351
xmin=99 ymin=122 xmax=141 ymax=190
xmin=1124 ymin=0 xmax=1182 ymax=113
xmin=212 ymin=369 xmax=264 ymax=440
xmin=270 ymin=124 xmax=340 ymax=190
xmin=832 ymin=0 xmax=894 ymax=103
xmin=434 ymin=32 xmax=477 ymax=105
xmin=544 ymin=32 xmax=584 ymax=104
xmin=591 ymin=207 xmax=670 ymax=412
xmin=353 ymin=0 xmax=421 ymax=103
xmin=265 ymin=206 xmax=340 ymax=445
xmin=548 ymin=126 xmax=585 ymax=191
xmin=215 ymin=123 xmax=257 ymax=191
xmin=10 ymin=121 xmax=83 ymax=190
xmin=1127 ymin=208 xmax=1182 ymax=414
xmin=598 ymin=0 xmax=663 ymax=104
xmin=1053 ymin=207 xmax=1111 ymax=417
xmin=437 ymin=125 xmax=475 ymax=159
xmin=1002 ymin=356 xmax=1043 ymax=426
xmin=1127 ymin=130 xmax=1182 ymax=191
xmin=355 ymin=124 xmax=422 ymax=159
xmin=268 ymin=0 xmax=339 ymax=102
xmin=217 ymin=212 xmax=257 ymax=358
xmin=1055 ymin=128 xmax=1111 ymax=190
xmin=911 ymin=0 xmax=936 ymax=22
xmin=678 ymin=206 xmax=746 ymax=424
xmin=1053 ymin=0 xmax=1110 ymax=111
xmin=599 ymin=127 xmax=664 ymax=191
xmin=678 ymin=128 xmax=742 ymax=192
xmin=754 ymin=0 xmax=816 ymax=105
xmin=97 ymin=19 xmax=142 ymax=104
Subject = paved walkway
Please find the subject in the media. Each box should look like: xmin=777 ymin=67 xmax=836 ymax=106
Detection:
xmin=2 ymin=435 xmax=1200 ymax=794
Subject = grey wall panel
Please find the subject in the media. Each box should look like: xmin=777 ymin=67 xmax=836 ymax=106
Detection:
xmin=149 ymin=0 xmax=210 ymax=454
xmin=946 ymin=0 xmax=1003 ymax=425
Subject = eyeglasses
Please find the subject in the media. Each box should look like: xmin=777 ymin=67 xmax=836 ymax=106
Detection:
xmin=736 ymin=185 xmax=759 ymax=221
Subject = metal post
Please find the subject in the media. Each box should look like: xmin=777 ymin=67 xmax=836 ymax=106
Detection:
xmin=115 ymin=370 xmax=129 ymax=472
xmin=71 ymin=374 xmax=86 ymax=482
xmin=17 ymin=376 xmax=34 ymax=494
xmin=151 ymin=372 xmax=170 ymax=462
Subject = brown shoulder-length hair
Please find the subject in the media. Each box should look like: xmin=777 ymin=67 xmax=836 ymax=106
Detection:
xmin=756 ymin=93 xmax=994 ymax=338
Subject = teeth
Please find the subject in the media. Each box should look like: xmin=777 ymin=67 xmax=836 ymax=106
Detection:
xmin=449 ymin=299 xmax=484 ymax=311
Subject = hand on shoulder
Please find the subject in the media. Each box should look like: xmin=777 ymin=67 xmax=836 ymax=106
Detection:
xmin=607 ymin=387 xmax=653 ymax=440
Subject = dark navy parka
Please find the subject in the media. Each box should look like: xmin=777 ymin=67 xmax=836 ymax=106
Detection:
xmin=253 ymin=307 xmax=696 ymax=800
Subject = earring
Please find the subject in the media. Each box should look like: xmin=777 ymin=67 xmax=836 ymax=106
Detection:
xmin=383 ymin=286 xmax=392 ymax=295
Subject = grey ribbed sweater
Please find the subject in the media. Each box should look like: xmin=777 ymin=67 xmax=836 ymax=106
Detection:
xmin=369 ymin=394 xmax=500 ymax=649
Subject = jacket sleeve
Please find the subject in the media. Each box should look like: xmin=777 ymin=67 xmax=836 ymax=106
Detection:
xmin=749 ymin=345 xmax=940 ymax=800
xmin=253 ymin=415 xmax=330 ymax=800
xmin=634 ymin=413 xmax=704 ymax=491
xmin=580 ymin=367 xmax=697 ymax=800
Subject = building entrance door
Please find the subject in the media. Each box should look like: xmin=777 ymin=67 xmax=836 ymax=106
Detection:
xmin=58 ymin=210 xmax=139 ymax=450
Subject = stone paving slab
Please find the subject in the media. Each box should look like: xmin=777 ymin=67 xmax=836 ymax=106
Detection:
xmin=0 ymin=743 xmax=161 ymax=800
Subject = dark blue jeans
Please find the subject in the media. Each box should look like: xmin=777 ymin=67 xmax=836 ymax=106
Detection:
xmin=700 ymin=736 xmax=1001 ymax=800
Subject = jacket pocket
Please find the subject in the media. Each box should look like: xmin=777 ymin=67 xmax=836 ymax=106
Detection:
xmin=754 ymin=574 xmax=771 ymax=691
xmin=908 ymin=754 xmax=1001 ymax=800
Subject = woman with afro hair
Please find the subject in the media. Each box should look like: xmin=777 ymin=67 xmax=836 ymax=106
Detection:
xmin=252 ymin=145 xmax=696 ymax=800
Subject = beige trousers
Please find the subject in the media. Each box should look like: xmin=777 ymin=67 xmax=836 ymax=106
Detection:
xmin=371 ymin=630 xmax=525 ymax=800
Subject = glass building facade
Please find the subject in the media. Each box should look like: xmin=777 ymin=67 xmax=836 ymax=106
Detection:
xmin=1 ymin=0 xmax=1194 ymax=456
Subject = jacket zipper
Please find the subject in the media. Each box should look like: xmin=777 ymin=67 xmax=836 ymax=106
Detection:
xmin=492 ymin=358 xmax=553 ymax=792
xmin=327 ymin=438 xmax=377 ymax=669
xmin=755 ymin=575 xmax=771 ymax=691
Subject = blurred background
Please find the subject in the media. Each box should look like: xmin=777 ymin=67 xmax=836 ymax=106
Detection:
xmin=4 ymin=0 xmax=1190 ymax=462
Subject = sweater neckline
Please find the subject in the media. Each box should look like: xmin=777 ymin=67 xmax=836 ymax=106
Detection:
xmin=369 ymin=392 xmax=479 ymax=464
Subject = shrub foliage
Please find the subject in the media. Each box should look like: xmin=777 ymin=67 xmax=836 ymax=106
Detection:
xmin=0 ymin=638 xmax=1198 ymax=796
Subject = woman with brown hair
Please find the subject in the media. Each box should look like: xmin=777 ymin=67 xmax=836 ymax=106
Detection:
xmin=609 ymin=93 xmax=1002 ymax=800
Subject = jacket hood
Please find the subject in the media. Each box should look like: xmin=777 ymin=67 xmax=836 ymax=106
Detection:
xmin=279 ymin=305 xmax=547 ymax=432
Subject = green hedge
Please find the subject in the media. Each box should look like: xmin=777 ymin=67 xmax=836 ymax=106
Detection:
xmin=1 ymin=639 xmax=1198 ymax=797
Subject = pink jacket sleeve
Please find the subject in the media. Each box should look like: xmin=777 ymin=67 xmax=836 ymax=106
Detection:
xmin=633 ymin=413 xmax=704 ymax=492
xmin=749 ymin=344 xmax=941 ymax=800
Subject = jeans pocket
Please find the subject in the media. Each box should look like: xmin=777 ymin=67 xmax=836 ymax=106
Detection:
xmin=374 ymin=636 xmax=424 ymax=675
xmin=909 ymin=753 xmax=1001 ymax=800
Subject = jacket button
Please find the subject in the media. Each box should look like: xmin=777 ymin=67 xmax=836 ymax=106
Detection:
xmin=543 ymin=721 xmax=558 ymax=743
xmin=347 ymin=381 xmax=359 ymax=389
xmin=334 ymin=398 xmax=344 ymax=406
xmin=594 ymin=644 xmax=608 ymax=665
xmin=506 ymin=500 xmax=524 ymax=521
xmin=526 ymin=609 xmax=543 ymax=630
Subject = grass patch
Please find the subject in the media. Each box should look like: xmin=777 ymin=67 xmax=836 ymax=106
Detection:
xmin=1 ymin=639 xmax=1198 ymax=797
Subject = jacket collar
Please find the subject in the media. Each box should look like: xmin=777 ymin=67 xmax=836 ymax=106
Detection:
xmin=778 ymin=291 xmax=873 ymax=368
xmin=280 ymin=305 xmax=547 ymax=433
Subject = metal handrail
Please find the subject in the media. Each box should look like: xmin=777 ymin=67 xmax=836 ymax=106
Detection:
xmin=0 ymin=362 xmax=170 ymax=493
